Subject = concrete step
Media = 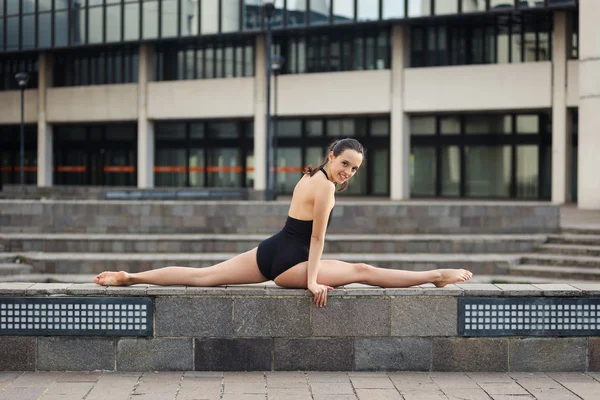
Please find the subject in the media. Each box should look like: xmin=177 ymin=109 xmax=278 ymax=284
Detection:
xmin=0 ymin=263 xmax=33 ymax=276
xmin=3 ymin=251 xmax=518 ymax=276
xmin=547 ymin=234 xmax=600 ymax=246
xmin=561 ymin=226 xmax=600 ymax=235
xmin=471 ymin=274 xmax=592 ymax=285
xmin=0 ymin=233 xmax=545 ymax=254
xmin=509 ymin=264 xmax=600 ymax=281
xmin=519 ymin=253 xmax=600 ymax=268
xmin=535 ymin=244 xmax=600 ymax=257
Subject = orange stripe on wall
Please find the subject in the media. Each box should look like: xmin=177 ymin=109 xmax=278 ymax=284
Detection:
xmin=154 ymin=166 xmax=187 ymax=173
xmin=104 ymin=166 xmax=135 ymax=173
xmin=56 ymin=166 xmax=86 ymax=172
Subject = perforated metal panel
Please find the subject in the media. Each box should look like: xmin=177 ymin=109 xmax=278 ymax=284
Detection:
xmin=459 ymin=297 xmax=600 ymax=337
xmin=0 ymin=297 xmax=153 ymax=336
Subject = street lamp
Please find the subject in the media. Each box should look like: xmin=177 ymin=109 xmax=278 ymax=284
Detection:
xmin=262 ymin=0 xmax=275 ymax=201
xmin=271 ymin=55 xmax=285 ymax=199
xmin=14 ymin=72 xmax=30 ymax=186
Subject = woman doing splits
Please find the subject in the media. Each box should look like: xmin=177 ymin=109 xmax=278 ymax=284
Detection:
xmin=93 ymin=138 xmax=473 ymax=307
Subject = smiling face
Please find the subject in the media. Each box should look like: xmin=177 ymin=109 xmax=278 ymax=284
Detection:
xmin=327 ymin=149 xmax=364 ymax=184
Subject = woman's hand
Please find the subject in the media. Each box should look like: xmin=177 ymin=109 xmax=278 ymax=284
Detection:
xmin=308 ymin=283 xmax=333 ymax=307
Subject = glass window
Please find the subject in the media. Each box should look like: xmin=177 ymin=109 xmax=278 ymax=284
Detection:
xmin=461 ymin=0 xmax=486 ymax=11
xmin=496 ymin=25 xmax=509 ymax=64
xmin=235 ymin=46 xmax=243 ymax=76
xmin=6 ymin=0 xmax=19 ymax=15
xmin=538 ymin=30 xmax=550 ymax=61
xmin=516 ymin=115 xmax=538 ymax=134
xmin=327 ymin=119 xmax=355 ymax=137
xmin=207 ymin=148 xmax=242 ymax=187
xmin=202 ymin=0 xmax=219 ymax=33
xmin=310 ymin=0 xmax=330 ymax=25
xmin=196 ymin=48 xmax=205 ymax=78
xmin=162 ymin=0 xmax=178 ymax=38
xmin=215 ymin=47 xmax=224 ymax=78
xmin=244 ymin=44 xmax=254 ymax=76
xmin=408 ymin=0 xmax=431 ymax=17
xmin=22 ymin=15 xmax=35 ymax=50
xmin=224 ymin=46 xmax=234 ymax=78
xmin=207 ymin=122 xmax=238 ymax=138
xmin=54 ymin=11 xmax=69 ymax=47
xmin=71 ymin=3 xmax=86 ymax=45
xmin=190 ymin=122 xmax=205 ymax=139
xmin=440 ymin=117 xmax=460 ymax=135
xmin=89 ymin=6 xmax=104 ymax=43
xmin=306 ymin=120 xmax=323 ymax=137
xmin=0 ymin=20 xmax=3 ymax=51
xmin=371 ymin=118 xmax=389 ymax=136
xmin=276 ymin=120 xmax=302 ymax=137
xmin=344 ymin=164 xmax=367 ymax=195
xmin=435 ymin=0 xmax=458 ymax=15
xmin=155 ymin=148 xmax=187 ymax=187
xmin=411 ymin=116 xmax=436 ymax=135
xmin=156 ymin=123 xmax=186 ymax=140
xmin=490 ymin=0 xmax=513 ymax=10
xmin=372 ymin=148 xmax=389 ymax=195
xmin=287 ymin=1 xmax=306 ymax=27
xmin=7 ymin=16 xmax=19 ymax=50
xmin=244 ymin=0 xmax=261 ymax=30
xmin=465 ymin=115 xmax=511 ymax=135
xmin=358 ymin=0 xmax=379 ymax=21
xmin=411 ymin=147 xmax=436 ymax=196
xmin=465 ymin=146 xmax=511 ymax=197
xmin=142 ymin=1 xmax=159 ymax=39
xmin=516 ymin=145 xmax=538 ymax=198
xmin=205 ymin=47 xmax=214 ymax=78
xmin=106 ymin=5 xmax=122 ymax=42
xmin=441 ymin=146 xmax=460 ymax=196
xmin=188 ymin=148 xmax=205 ymax=187
xmin=186 ymin=48 xmax=195 ymax=79
xmin=222 ymin=0 xmax=240 ymax=32
xmin=383 ymin=0 xmax=405 ymax=18
xmin=181 ymin=0 xmax=197 ymax=36
xmin=275 ymin=147 xmax=302 ymax=194
xmin=333 ymin=0 xmax=354 ymax=23
xmin=124 ymin=2 xmax=140 ymax=40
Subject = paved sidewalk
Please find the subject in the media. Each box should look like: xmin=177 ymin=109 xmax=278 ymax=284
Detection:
xmin=1 ymin=371 xmax=600 ymax=400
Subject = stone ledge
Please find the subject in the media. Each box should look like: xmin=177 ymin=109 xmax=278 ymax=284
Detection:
xmin=1 ymin=282 xmax=599 ymax=297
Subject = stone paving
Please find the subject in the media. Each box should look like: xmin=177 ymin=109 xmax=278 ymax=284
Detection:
xmin=2 ymin=371 xmax=600 ymax=400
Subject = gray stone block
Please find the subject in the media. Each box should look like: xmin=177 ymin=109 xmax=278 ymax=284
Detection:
xmin=391 ymin=296 xmax=457 ymax=336
xmin=312 ymin=298 xmax=389 ymax=337
xmin=0 ymin=337 xmax=36 ymax=371
xmin=233 ymin=297 xmax=310 ymax=337
xmin=155 ymin=297 xmax=232 ymax=337
xmin=589 ymin=337 xmax=600 ymax=371
xmin=274 ymin=339 xmax=353 ymax=371
xmin=0 ymin=282 xmax=36 ymax=295
xmin=355 ymin=338 xmax=430 ymax=371
xmin=432 ymin=338 xmax=508 ymax=371
xmin=37 ymin=338 xmax=115 ymax=371
xmin=195 ymin=338 xmax=273 ymax=371
xmin=509 ymin=338 xmax=587 ymax=372
xmin=117 ymin=338 xmax=193 ymax=371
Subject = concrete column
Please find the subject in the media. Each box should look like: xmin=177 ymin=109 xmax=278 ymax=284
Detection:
xmin=551 ymin=11 xmax=571 ymax=204
xmin=578 ymin=0 xmax=600 ymax=209
xmin=390 ymin=24 xmax=410 ymax=200
xmin=137 ymin=44 xmax=155 ymax=189
xmin=253 ymin=35 xmax=267 ymax=192
xmin=37 ymin=53 xmax=53 ymax=187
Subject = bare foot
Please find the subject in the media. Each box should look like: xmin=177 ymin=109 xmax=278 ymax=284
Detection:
xmin=93 ymin=271 xmax=131 ymax=286
xmin=434 ymin=269 xmax=473 ymax=287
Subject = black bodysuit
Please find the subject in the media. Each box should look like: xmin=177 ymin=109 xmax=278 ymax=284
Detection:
xmin=256 ymin=168 xmax=333 ymax=281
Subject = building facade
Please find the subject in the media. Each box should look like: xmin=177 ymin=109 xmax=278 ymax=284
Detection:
xmin=0 ymin=0 xmax=598 ymax=208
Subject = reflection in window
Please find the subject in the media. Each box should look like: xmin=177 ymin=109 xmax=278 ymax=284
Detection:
xmin=106 ymin=5 xmax=123 ymax=42
xmin=358 ymin=0 xmax=379 ymax=21
xmin=465 ymin=115 xmax=511 ymax=135
xmin=161 ymin=0 xmax=178 ymax=38
xmin=22 ymin=15 xmax=35 ymax=49
xmin=89 ymin=6 xmax=105 ymax=43
xmin=222 ymin=0 xmax=241 ymax=32
xmin=383 ymin=0 xmax=405 ymax=18
xmin=373 ymin=149 xmax=389 ymax=195
xmin=54 ymin=47 xmax=139 ymax=86
xmin=466 ymin=146 xmax=511 ymax=197
xmin=333 ymin=0 xmax=354 ymax=23
xmin=310 ymin=0 xmax=330 ymax=25
xmin=461 ymin=0 xmax=486 ymax=11
xmin=411 ymin=116 xmax=436 ymax=135
xmin=207 ymin=148 xmax=242 ymax=187
xmin=124 ymin=2 xmax=140 ymax=41
xmin=411 ymin=147 xmax=436 ymax=196
xmin=435 ymin=0 xmax=459 ymax=15
xmin=490 ymin=0 xmax=513 ymax=10
xmin=202 ymin=0 xmax=219 ymax=33
xmin=442 ymin=146 xmax=460 ymax=196
xmin=287 ymin=0 xmax=307 ymax=27
xmin=276 ymin=148 xmax=302 ymax=194
xmin=517 ymin=145 xmax=538 ymax=198
xmin=408 ymin=0 xmax=431 ymax=17
xmin=244 ymin=0 xmax=261 ymax=30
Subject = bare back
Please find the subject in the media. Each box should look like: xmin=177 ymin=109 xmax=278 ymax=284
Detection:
xmin=287 ymin=172 xmax=335 ymax=221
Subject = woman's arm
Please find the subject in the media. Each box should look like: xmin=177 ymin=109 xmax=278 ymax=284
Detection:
xmin=306 ymin=181 xmax=335 ymax=307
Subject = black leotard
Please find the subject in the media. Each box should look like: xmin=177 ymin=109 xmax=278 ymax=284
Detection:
xmin=256 ymin=168 xmax=333 ymax=281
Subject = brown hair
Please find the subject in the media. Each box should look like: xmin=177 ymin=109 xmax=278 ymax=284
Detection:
xmin=303 ymin=138 xmax=365 ymax=192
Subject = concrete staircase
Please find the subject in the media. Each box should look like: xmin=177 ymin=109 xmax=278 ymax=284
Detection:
xmin=508 ymin=231 xmax=600 ymax=281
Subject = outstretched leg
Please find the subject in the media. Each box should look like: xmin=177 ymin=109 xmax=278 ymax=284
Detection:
xmin=274 ymin=259 xmax=472 ymax=289
xmin=93 ymin=248 xmax=267 ymax=287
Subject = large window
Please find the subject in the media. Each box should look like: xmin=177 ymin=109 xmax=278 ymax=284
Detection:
xmin=154 ymin=120 xmax=253 ymax=188
xmin=0 ymin=124 xmax=37 ymax=188
xmin=53 ymin=124 xmax=137 ymax=186
xmin=155 ymin=39 xmax=255 ymax=81
xmin=0 ymin=54 xmax=38 ymax=90
xmin=53 ymin=46 xmax=139 ymax=86
xmin=273 ymin=116 xmax=390 ymax=196
xmin=410 ymin=12 xmax=552 ymax=67
xmin=275 ymin=27 xmax=390 ymax=74
xmin=410 ymin=113 xmax=551 ymax=199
